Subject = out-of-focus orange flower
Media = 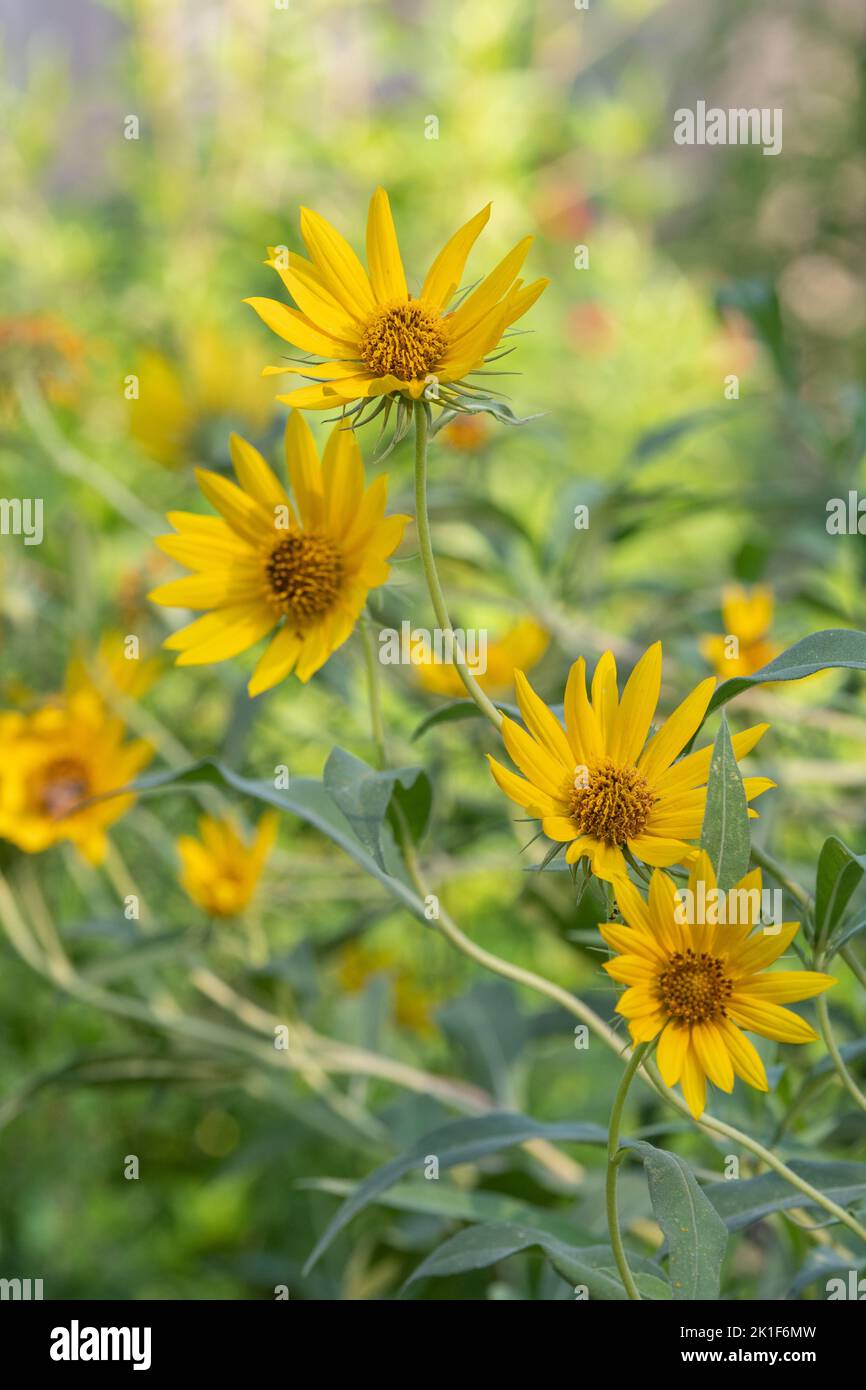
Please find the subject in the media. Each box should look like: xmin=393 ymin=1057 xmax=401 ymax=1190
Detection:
xmin=438 ymin=411 xmax=489 ymax=453
xmin=0 ymin=313 xmax=88 ymax=420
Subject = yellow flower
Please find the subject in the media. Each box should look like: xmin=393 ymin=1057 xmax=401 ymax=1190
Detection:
xmin=416 ymin=618 xmax=549 ymax=698
xmin=67 ymin=632 xmax=162 ymax=702
xmin=177 ymin=812 xmax=278 ymax=918
xmin=487 ymin=642 xmax=773 ymax=885
xmin=129 ymin=325 xmax=274 ymax=467
xmin=245 ymin=187 xmax=548 ymax=415
xmin=700 ymin=585 xmax=780 ymax=679
xmin=601 ymin=853 xmax=835 ymax=1117
xmin=0 ymin=670 xmax=153 ymax=865
xmin=149 ymin=412 xmax=409 ymax=692
xmin=337 ymin=942 xmax=436 ymax=1037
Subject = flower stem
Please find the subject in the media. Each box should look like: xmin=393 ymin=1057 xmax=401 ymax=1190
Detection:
xmin=749 ymin=843 xmax=813 ymax=919
xmin=606 ymin=1042 xmax=648 ymax=1300
xmin=814 ymin=953 xmax=866 ymax=1117
xmin=412 ymin=400 xmax=502 ymax=731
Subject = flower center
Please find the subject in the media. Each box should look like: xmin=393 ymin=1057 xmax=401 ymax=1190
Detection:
xmin=658 ymin=949 xmax=733 ymax=1024
xmin=568 ymin=758 xmax=655 ymax=845
xmin=264 ymin=533 xmax=343 ymax=623
xmin=359 ymin=298 xmax=449 ymax=382
xmin=39 ymin=758 xmax=90 ymax=820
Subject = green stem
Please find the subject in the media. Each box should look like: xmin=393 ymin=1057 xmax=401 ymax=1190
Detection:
xmin=412 ymin=400 xmax=502 ymax=731
xmin=750 ymin=843 xmax=813 ymax=919
xmin=361 ymin=612 xmax=387 ymax=771
xmin=606 ymin=1042 xmax=648 ymax=1300
xmin=814 ymin=952 xmax=866 ymax=1117
xmin=840 ymin=943 xmax=866 ymax=992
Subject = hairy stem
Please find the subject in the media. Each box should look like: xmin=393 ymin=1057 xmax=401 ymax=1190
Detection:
xmin=412 ymin=400 xmax=502 ymax=730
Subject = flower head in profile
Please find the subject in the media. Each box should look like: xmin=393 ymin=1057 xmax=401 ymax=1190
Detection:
xmin=177 ymin=812 xmax=278 ymax=918
xmin=602 ymin=853 xmax=835 ymax=1117
xmin=245 ymin=187 xmax=548 ymax=422
xmin=0 ymin=668 xmax=152 ymax=865
xmin=487 ymin=642 xmax=773 ymax=884
xmin=416 ymin=618 xmax=548 ymax=699
xmin=700 ymin=584 xmax=779 ymax=679
xmin=149 ymin=413 xmax=409 ymax=692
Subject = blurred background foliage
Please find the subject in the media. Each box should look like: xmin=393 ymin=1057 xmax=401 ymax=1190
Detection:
xmin=0 ymin=0 xmax=865 ymax=1300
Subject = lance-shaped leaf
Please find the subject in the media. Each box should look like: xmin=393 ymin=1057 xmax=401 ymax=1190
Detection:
xmin=627 ymin=1140 xmax=728 ymax=1300
xmin=814 ymin=835 xmax=866 ymax=951
xmin=700 ymin=714 xmax=751 ymax=890
xmin=323 ymin=747 xmax=431 ymax=869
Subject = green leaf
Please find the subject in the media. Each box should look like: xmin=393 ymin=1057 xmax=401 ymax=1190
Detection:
xmin=127 ymin=759 xmax=426 ymax=920
xmin=400 ymin=1228 xmax=670 ymax=1301
xmin=703 ymin=1161 xmax=866 ymax=1234
xmin=323 ymin=747 xmax=431 ymax=869
xmin=402 ymin=1224 xmax=670 ymax=1299
xmin=707 ymin=628 xmax=866 ymax=715
xmin=700 ymin=714 xmax=751 ymax=890
xmin=302 ymin=1111 xmax=608 ymax=1274
xmin=627 ymin=1141 xmax=728 ymax=1300
xmin=814 ymin=836 xmax=866 ymax=950
xmin=299 ymin=1177 xmax=593 ymax=1242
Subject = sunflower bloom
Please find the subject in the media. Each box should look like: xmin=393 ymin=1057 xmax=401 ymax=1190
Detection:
xmin=602 ymin=853 xmax=835 ymax=1117
xmin=700 ymin=584 xmax=779 ymax=678
xmin=487 ymin=642 xmax=773 ymax=884
xmin=177 ymin=811 xmax=278 ymax=918
xmin=416 ymin=618 xmax=549 ymax=698
xmin=0 ymin=671 xmax=152 ymax=865
xmin=149 ymin=413 xmax=409 ymax=692
xmin=245 ymin=187 xmax=548 ymax=415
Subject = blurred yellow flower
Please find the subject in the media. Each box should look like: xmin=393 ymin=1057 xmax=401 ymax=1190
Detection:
xmin=700 ymin=585 xmax=780 ymax=679
xmin=488 ymin=643 xmax=772 ymax=885
xmin=602 ymin=853 xmax=834 ymax=1118
xmin=177 ymin=812 xmax=278 ymax=919
xmin=68 ymin=631 xmax=162 ymax=702
xmin=416 ymin=617 xmax=548 ymax=698
xmin=128 ymin=325 xmax=273 ymax=466
xmin=337 ymin=941 xmax=436 ymax=1037
xmin=246 ymin=187 xmax=548 ymax=415
xmin=150 ymin=412 xmax=409 ymax=692
xmin=0 ymin=669 xmax=152 ymax=865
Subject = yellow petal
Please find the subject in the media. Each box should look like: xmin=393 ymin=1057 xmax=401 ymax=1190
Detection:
xmin=657 ymin=1022 xmax=690 ymax=1086
xmin=638 ymin=678 xmax=716 ymax=783
xmin=486 ymin=753 xmax=562 ymax=818
xmin=680 ymin=1044 xmax=707 ymax=1117
xmin=194 ymin=468 xmax=273 ymax=546
xmin=248 ymin=625 xmax=304 ymax=696
xmin=244 ymin=296 xmax=357 ymax=357
xmin=734 ymin=970 xmax=835 ymax=1004
xmin=563 ymin=656 xmax=603 ymax=762
xmin=726 ymin=997 xmax=819 ymax=1043
xmin=717 ymin=1017 xmax=769 ymax=1091
xmin=691 ymin=1020 xmax=734 ymax=1092
xmin=229 ymin=433 xmax=290 ymax=514
xmin=284 ymin=411 xmax=325 ymax=528
xmin=300 ymin=205 xmax=376 ymax=321
xmin=366 ymin=187 xmax=408 ymax=303
xmin=610 ymin=642 xmax=661 ymax=764
xmin=513 ymin=670 xmax=574 ymax=767
xmin=421 ymin=203 xmax=492 ymax=311
xmin=501 ymin=715 xmax=569 ymax=799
